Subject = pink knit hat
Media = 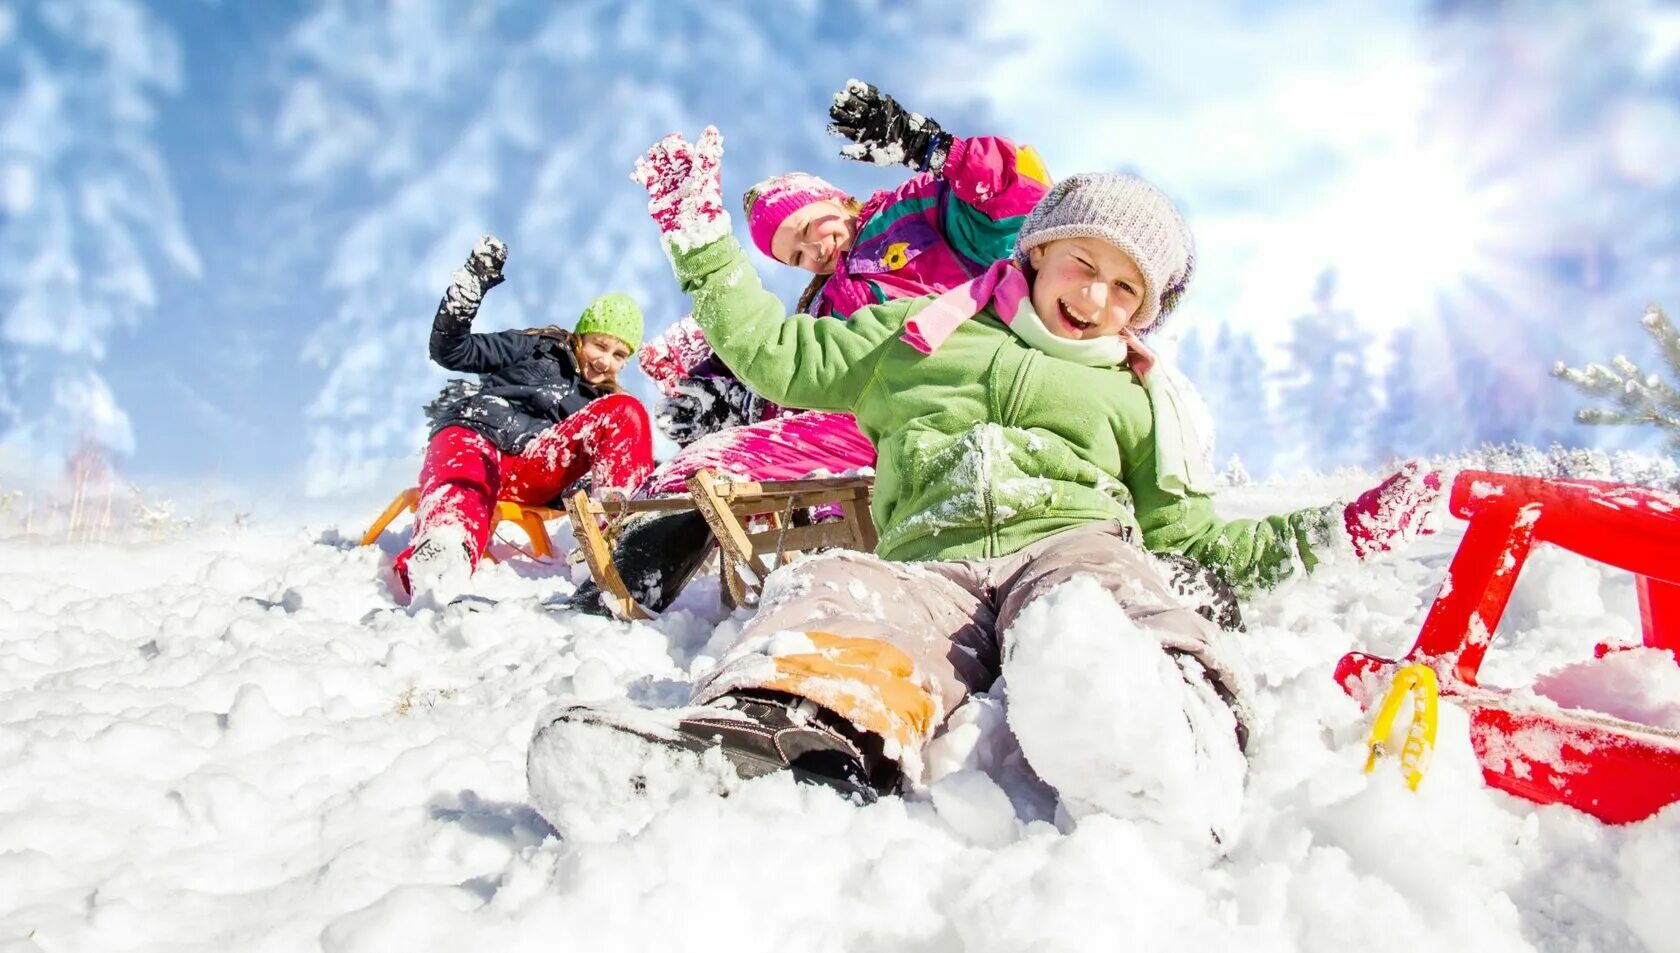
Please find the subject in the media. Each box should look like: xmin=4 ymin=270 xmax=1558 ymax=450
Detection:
xmin=742 ymin=173 xmax=849 ymax=261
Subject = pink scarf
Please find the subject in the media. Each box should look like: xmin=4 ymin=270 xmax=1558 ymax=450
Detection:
xmin=899 ymin=260 xmax=1156 ymax=381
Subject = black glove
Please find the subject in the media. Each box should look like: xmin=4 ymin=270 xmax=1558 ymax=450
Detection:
xmin=436 ymin=235 xmax=508 ymax=328
xmin=827 ymin=79 xmax=952 ymax=174
xmin=655 ymin=376 xmax=764 ymax=446
xmin=464 ymin=235 xmax=507 ymax=290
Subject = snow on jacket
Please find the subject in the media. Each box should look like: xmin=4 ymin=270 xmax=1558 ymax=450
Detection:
xmin=425 ymin=317 xmax=610 ymax=455
xmin=643 ymin=135 xmax=1050 ymax=401
xmin=672 ymin=236 xmax=1337 ymax=592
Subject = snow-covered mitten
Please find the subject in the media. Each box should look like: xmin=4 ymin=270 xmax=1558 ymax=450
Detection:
xmin=655 ymin=376 xmax=764 ymax=446
xmin=638 ymin=315 xmax=716 ymax=397
xmin=435 ymin=235 xmax=508 ymax=328
xmin=1343 ymin=460 xmax=1445 ymax=558
xmin=631 ymin=127 xmax=731 ymax=253
xmin=827 ymin=78 xmax=952 ymax=174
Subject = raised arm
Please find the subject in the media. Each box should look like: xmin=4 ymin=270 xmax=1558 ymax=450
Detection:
xmin=632 ymin=127 xmax=907 ymax=412
xmin=428 ymin=235 xmax=533 ymax=373
xmin=826 ymin=80 xmax=1050 ymax=261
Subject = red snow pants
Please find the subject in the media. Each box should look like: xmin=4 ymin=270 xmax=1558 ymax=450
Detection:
xmin=395 ymin=394 xmax=654 ymax=588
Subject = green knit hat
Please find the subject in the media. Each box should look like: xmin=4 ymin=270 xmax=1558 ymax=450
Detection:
xmin=574 ymin=292 xmax=644 ymax=353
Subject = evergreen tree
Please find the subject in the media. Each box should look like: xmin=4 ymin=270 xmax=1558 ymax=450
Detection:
xmin=1275 ymin=269 xmax=1376 ymax=474
xmin=1374 ymin=328 xmax=1424 ymax=463
xmin=1210 ymin=323 xmax=1277 ymax=478
xmin=1554 ymin=305 xmax=1680 ymax=455
xmin=0 ymin=2 xmax=199 ymax=459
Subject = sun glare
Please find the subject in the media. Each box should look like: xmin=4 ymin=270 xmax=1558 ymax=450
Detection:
xmin=1324 ymin=143 xmax=1513 ymax=337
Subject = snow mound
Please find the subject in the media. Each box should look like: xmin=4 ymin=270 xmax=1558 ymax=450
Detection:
xmin=3 ymin=484 xmax=1680 ymax=950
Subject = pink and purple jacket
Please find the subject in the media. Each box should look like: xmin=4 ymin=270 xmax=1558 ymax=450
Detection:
xmin=812 ymin=135 xmax=1051 ymax=317
xmin=637 ymin=136 xmax=1050 ymax=499
xmin=641 ymin=135 xmax=1052 ymax=391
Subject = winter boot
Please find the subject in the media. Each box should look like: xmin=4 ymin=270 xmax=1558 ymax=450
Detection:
xmin=399 ymin=533 xmax=476 ymax=609
xmin=527 ymin=690 xmax=896 ymax=843
xmin=555 ymin=510 xmax=716 ymax=618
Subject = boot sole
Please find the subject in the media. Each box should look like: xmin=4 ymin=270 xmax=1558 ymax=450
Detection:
xmin=527 ymin=706 xmax=748 ymax=844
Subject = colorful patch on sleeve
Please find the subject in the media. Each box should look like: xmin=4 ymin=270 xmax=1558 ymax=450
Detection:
xmin=848 ymin=217 xmax=942 ymax=276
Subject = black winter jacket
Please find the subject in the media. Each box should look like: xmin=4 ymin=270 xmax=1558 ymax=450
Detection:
xmin=425 ymin=318 xmax=609 ymax=454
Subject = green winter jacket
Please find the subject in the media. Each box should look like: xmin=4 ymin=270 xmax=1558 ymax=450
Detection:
xmin=677 ymin=237 xmax=1336 ymax=592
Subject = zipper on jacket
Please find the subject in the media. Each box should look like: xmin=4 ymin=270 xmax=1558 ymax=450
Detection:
xmin=1003 ymin=350 xmax=1037 ymax=426
xmin=980 ymin=427 xmax=997 ymax=559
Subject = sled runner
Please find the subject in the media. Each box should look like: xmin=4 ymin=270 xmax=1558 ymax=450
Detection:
xmin=1337 ymin=469 xmax=1680 ymax=824
xmin=359 ymin=487 xmax=567 ymax=563
xmin=568 ymin=470 xmax=876 ymax=619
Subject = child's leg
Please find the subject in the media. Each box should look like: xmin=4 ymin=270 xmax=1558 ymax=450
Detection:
xmin=992 ymin=523 xmax=1249 ymax=844
xmin=503 ymin=393 xmax=656 ymax=501
xmin=395 ymin=426 xmax=503 ymax=587
xmin=691 ymin=549 xmax=994 ymax=770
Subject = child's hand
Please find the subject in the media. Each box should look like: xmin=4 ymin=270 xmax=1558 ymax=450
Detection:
xmin=827 ymin=79 xmax=951 ymax=174
xmin=631 ymin=127 xmax=730 ymax=252
xmin=1343 ymin=460 xmax=1445 ymax=558
xmin=464 ymin=235 xmax=507 ymax=288
xmin=638 ymin=316 xmax=714 ymax=397
xmin=655 ymin=376 xmax=762 ymax=445
xmin=441 ymin=234 xmax=507 ymax=324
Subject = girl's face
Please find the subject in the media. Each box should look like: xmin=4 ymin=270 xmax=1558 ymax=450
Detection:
xmin=575 ymin=332 xmax=632 ymax=385
xmin=770 ymin=200 xmax=856 ymax=274
xmin=1026 ymin=238 xmax=1146 ymax=340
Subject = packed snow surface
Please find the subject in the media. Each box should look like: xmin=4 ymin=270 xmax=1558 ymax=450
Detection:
xmin=4 ymin=476 xmax=1680 ymax=952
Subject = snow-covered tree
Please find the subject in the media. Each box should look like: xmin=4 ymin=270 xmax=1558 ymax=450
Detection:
xmin=1554 ymin=305 xmax=1680 ymax=456
xmin=1274 ymin=269 xmax=1376 ymax=473
xmin=0 ymin=1 xmax=200 ymax=460
xmin=1373 ymin=327 xmax=1425 ymax=462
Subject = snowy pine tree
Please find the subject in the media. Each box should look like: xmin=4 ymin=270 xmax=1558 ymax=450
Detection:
xmin=1210 ymin=323 xmax=1277 ymax=477
xmin=0 ymin=2 xmax=200 ymax=459
xmin=1554 ymin=305 xmax=1680 ymax=456
xmin=1373 ymin=328 xmax=1424 ymax=462
xmin=1275 ymin=270 xmax=1376 ymax=474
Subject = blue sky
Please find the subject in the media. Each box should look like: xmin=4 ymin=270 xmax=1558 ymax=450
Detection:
xmin=2 ymin=0 xmax=1677 ymax=498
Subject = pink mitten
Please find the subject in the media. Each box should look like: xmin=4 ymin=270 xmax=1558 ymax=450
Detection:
xmin=1343 ymin=460 xmax=1445 ymax=558
xmin=631 ymin=126 xmax=730 ymax=252
xmin=637 ymin=315 xmax=716 ymax=397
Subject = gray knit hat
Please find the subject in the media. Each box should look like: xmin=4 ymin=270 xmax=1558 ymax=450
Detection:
xmin=1015 ymin=172 xmax=1195 ymax=335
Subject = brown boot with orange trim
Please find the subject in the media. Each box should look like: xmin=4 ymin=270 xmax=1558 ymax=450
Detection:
xmin=527 ymin=691 xmax=898 ymax=843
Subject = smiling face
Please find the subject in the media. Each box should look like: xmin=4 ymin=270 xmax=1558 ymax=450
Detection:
xmin=1025 ymin=237 xmax=1147 ymax=340
xmin=769 ymin=200 xmax=857 ymax=274
xmin=574 ymin=332 xmax=632 ymax=386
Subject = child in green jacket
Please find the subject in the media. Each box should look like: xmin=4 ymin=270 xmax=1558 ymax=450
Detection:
xmin=527 ymin=128 xmax=1443 ymax=847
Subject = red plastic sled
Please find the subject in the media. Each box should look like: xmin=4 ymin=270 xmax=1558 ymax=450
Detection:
xmin=1336 ymin=469 xmax=1680 ymax=824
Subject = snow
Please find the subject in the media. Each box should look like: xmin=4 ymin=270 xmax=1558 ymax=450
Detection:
xmin=4 ymin=475 xmax=1680 ymax=951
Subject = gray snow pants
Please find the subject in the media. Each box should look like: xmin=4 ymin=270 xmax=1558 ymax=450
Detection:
xmin=691 ymin=521 xmax=1254 ymax=761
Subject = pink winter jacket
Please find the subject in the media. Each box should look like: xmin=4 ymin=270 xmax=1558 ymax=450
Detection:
xmin=640 ymin=135 xmax=1052 ymax=396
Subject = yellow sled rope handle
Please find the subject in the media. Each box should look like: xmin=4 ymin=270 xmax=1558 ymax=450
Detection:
xmin=1363 ymin=663 xmax=1440 ymax=791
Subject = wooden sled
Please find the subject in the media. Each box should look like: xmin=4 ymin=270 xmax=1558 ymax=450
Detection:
xmin=569 ymin=468 xmax=875 ymax=621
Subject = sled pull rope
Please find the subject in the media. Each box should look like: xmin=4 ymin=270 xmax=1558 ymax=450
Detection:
xmin=1363 ymin=663 xmax=1439 ymax=791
